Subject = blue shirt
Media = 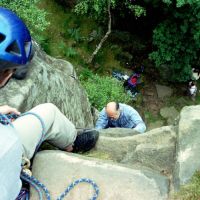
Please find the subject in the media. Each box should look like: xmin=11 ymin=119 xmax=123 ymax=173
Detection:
xmin=0 ymin=123 xmax=23 ymax=200
xmin=95 ymin=103 xmax=146 ymax=133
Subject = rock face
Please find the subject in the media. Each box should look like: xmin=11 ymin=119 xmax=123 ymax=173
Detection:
xmin=156 ymin=84 xmax=173 ymax=99
xmin=173 ymin=105 xmax=200 ymax=189
xmin=30 ymin=105 xmax=200 ymax=199
xmin=31 ymin=150 xmax=169 ymax=200
xmin=0 ymin=43 xmax=94 ymax=128
xmin=95 ymin=126 xmax=177 ymax=175
xmin=2 ymin=44 xmax=200 ymax=199
xmin=160 ymin=106 xmax=179 ymax=125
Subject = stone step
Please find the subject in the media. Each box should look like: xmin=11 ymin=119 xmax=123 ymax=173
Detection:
xmin=31 ymin=150 xmax=169 ymax=200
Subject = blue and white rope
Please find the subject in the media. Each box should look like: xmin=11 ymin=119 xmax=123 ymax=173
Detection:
xmin=20 ymin=112 xmax=46 ymax=152
xmin=21 ymin=171 xmax=99 ymax=200
xmin=15 ymin=188 xmax=29 ymax=200
xmin=57 ymin=178 xmax=99 ymax=200
xmin=21 ymin=171 xmax=51 ymax=200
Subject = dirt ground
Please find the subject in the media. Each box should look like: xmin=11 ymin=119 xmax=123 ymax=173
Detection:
xmin=142 ymin=81 xmax=163 ymax=116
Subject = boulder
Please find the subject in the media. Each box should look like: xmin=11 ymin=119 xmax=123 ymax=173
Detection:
xmin=99 ymin=128 xmax=140 ymax=137
xmin=93 ymin=126 xmax=177 ymax=174
xmin=173 ymin=105 xmax=200 ymax=189
xmin=156 ymin=84 xmax=173 ymax=99
xmin=160 ymin=106 xmax=179 ymax=125
xmin=31 ymin=150 xmax=169 ymax=200
xmin=0 ymin=42 xmax=94 ymax=128
xmin=147 ymin=120 xmax=165 ymax=131
xmin=160 ymin=106 xmax=179 ymax=120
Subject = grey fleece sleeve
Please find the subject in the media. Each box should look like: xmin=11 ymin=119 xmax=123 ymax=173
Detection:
xmin=95 ymin=108 xmax=108 ymax=130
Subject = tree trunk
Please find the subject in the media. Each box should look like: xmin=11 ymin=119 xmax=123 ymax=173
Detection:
xmin=87 ymin=0 xmax=112 ymax=64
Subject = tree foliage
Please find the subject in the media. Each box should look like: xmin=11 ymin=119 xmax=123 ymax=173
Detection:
xmin=150 ymin=0 xmax=200 ymax=82
xmin=74 ymin=0 xmax=146 ymax=19
xmin=0 ymin=0 xmax=49 ymax=41
xmin=74 ymin=0 xmax=200 ymax=82
xmin=74 ymin=0 xmax=146 ymax=63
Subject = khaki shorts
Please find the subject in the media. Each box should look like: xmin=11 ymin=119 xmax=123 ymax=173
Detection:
xmin=12 ymin=103 xmax=77 ymax=159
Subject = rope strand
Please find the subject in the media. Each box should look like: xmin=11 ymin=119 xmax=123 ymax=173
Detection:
xmin=20 ymin=171 xmax=99 ymax=200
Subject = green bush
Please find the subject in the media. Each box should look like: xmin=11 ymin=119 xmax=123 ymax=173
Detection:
xmin=81 ymin=74 xmax=132 ymax=110
xmin=79 ymin=68 xmax=94 ymax=80
xmin=0 ymin=0 xmax=49 ymax=42
xmin=64 ymin=47 xmax=78 ymax=58
xmin=67 ymin=28 xmax=83 ymax=42
xmin=149 ymin=1 xmax=200 ymax=82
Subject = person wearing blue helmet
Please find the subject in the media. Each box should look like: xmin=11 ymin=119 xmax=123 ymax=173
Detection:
xmin=0 ymin=7 xmax=34 ymax=88
xmin=0 ymin=8 xmax=99 ymax=200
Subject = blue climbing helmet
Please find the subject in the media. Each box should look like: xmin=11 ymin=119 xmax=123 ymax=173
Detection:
xmin=0 ymin=7 xmax=33 ymax=70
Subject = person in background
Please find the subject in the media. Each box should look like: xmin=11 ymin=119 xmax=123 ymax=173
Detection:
xmin=95 ymin=102 xmax=146 ymax=133
xmin=188 ymin=81 xmax=197 ymax=101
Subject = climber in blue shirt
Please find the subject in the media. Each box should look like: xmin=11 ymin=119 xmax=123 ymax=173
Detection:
xmin=95 ymin=102 xmax=146 ymax=133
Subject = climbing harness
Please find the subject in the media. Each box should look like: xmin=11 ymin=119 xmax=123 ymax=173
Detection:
xmin=0 ymin=112 xmax=99 ymax=200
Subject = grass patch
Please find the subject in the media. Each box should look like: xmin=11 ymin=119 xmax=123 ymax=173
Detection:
xmin=144 ymin=111 xmax=162 ymax=124
xmin=81 ymin=73 xmax=132 ymax=111
xmin=37 ymin=0 xmax=97 ymax=67
xmin=84 ymin=151 xmax=113 ymax=160
xmin=172 ymin=171 xmax=200 ymax=200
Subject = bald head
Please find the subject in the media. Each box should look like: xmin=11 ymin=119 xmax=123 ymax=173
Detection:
xmin=105 ymin=102 xmax=120 ymax=120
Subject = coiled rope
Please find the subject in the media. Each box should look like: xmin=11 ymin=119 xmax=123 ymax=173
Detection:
xmin=20 ymin=171 xmax=99 ymax=200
